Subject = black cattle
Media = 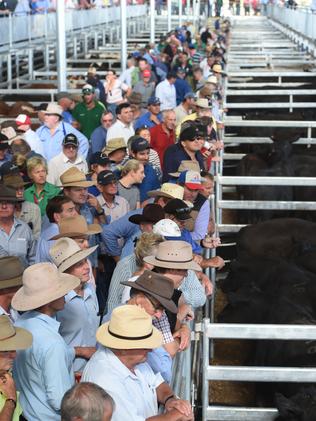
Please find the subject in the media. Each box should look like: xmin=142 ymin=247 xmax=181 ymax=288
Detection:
xmin=275 ymin=387 xmax=316 ymax=421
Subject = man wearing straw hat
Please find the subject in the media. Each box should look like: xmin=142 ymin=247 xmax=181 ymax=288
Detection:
xmin=0 ymin=315 xmax=32 ymax=421
xmin=50 ymin=237 xmax=99 ymax=372
xmin=12 ymin=263 xmax=81 ymax=421
xmin=83 ymin=305 xmax=194 ymax=421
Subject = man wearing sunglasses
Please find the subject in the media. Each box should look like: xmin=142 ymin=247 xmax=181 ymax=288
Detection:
xmin=47 ymin=134 xmax=89 ymax=186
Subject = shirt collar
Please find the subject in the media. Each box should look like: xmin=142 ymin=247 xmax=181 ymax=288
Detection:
xmin=65 ymin=284 xmax=92 ymax=303
xmin=105 ymin=348 xmax=139 ymax=380
xmin=61 ymin=152 xmax=83 ymax=164
xmin=28 ymin=310 xmax=61 ymax=331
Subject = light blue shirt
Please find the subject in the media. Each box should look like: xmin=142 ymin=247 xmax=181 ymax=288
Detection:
xmin=14 ymin=311 xmax=75 ymax=421
xmin=36 ymin=121 xmax=89 ymax=161
xmin=155 ymin=79 xmax=177 ymax=111
xmin=57 ymin=284 xmax=100 ymax=372
xmin=35 ymin=222 xmax=58 ymax=263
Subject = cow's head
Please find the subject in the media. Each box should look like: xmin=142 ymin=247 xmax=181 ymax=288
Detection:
xmin=275 ymin=387 xmax=316 ymax=421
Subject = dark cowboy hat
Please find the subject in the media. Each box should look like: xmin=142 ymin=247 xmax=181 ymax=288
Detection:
xmin=129 ymin=204 xmax=165 ymax=225
xmin=0 ymin=184 xmax=24 ymax=202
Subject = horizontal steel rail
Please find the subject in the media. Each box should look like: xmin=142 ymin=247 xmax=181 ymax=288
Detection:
xmin=218 ymin=200 xmax=316 ymax=210
xmin=206 ymin=406 xmax=277 ymax=420
xmin=216 ymin=175 xmax=316 ymax=186
xmin=223 ymin=136 xmax=316 ymax=144
xmin=224 ymin=120 xmax=316 ymax=127
xmin=225 ymin=102 xmax=316 ymax=109
xmin=227 ymin=89 xmax=316 ymax=95
xmin=228 ymin=72 xmax=316 ymax=77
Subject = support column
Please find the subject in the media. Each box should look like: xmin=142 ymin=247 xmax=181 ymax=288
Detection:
xmin=150 ymin=0 xmax=155 ymax=44
xmin=179 ymin=0 xmax=183 ymax=26
xmin=121 ymin=0 xmax=127 ymax=72
xmin=167 ymin=0 xmax=172 ymax=32
xmin=56 ymin=0 xmax=67 ymax=91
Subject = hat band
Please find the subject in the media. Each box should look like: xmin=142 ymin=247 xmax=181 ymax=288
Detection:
xmin=155 ymin=256 xmax=193 ymax=264
xmin=108 ymin=328 xmax=153 ymax=341
xmin=0 ymin=331 xmax=16 ymax=341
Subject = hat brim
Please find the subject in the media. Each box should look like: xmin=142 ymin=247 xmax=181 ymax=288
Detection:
xmin=168 ymin=172 xmax=180 ymax=178
xmin=49 ymin=224 xmax=102 ymax=240
xmin=143 ymin=255 xmax=201 ymax=271
xmin=176 ymin=212 xmax=192 ymax=221
xmin=147 ymin=190 xmax=178 ymax=199
xmin=58 ymin=245 xmax=98 ymax=273
xmin=0 ymin=326 xmax=33 ymax=351
xmin=128 ymin=214 xmax=162 ymax=225
xmin=12 ymin=272 xmax=80 ymax=312
xmin=0 ymin=275 xmax=22 ymax=289
xmin=43 ymin=111 xmax=63 ymax=118
xmin=60 ymin=180 xmax=95 ymax=188
xmin=96 ymin=322 xmax=163 ymax=350
xmin=104 ymin=147 xmax=127 ymax=155
xmin=0 ymin=196 xmax=24 ymax=203
xmin=120 ymin=281 xmax=178 ymax=313
xmin=185 ymin=183 xmax=203 ymax=190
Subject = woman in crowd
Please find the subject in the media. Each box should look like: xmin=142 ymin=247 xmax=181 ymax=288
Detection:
xmin=104 ymin=70 xmax=131 ymax=115
xmin=118 ymin=159 xmax=145 ymax=210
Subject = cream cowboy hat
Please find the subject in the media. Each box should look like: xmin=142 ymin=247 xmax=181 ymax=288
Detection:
xmin=169 ymin=160 xmax=201 ymax=178
xmin=147 ymin=183 xmax=184 ymax=200
xmin=12 ymin=263 xmax=80 ymax=312
xmin=50 ymin=215 xmax=102 ymax=240
xmin=49 ymin=237 xmax=98 ymax=273
xmin=144 ymin=240 xmax=201 ymax=271
xmin=0 ymin=315 xmax=33 ymax=351
xmin=43 ymin=103 xmax=63 ymax=117
xmin=97 ymin=305 xmax=163 ymax=350
xmin=59 ymin=167 xmax=94 ymax=188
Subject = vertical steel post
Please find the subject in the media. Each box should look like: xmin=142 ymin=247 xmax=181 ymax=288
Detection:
xmin=202 ymin=318 xmax=209 ymax=421
xmin=167 ymin=0 xmax=172 ymax=32
xmin=121 ymin=0 xmax=127 ymax=72
xmin=150 ymin=0 xmax=155 ymax=44
xmin=8 ymin=13 xmax=13 ymax=49
xmin=56 ymin=0 xmax=67 ymax=91
xmin=179 ymin=0 xmax=183 ymax=26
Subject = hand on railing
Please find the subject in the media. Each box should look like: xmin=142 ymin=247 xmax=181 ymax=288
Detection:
xmin=173 ymin=324 xmax=191 ymax=351
xmin=202 ymin=236 xmax=221 ymax=249
xmin=177 ymin=304 xmax=194 ymax=322
xmin=198 ymin=272 xmax=213 ymax=296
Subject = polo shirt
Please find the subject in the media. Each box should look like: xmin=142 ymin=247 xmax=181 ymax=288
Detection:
xmin=150 ymin=124 xmax=175 ymax=168
xmin=46 ymin=152 xmax=88 ymax=186
xmin=133 ymin=81 xmax=155 ymax=107
xmin=23 ymin=129 xmax=44 ymax=156
xmin=174 ymin=77 xmax=192 ymax=105
xmin=96 ymin=194 xmax=130 ymax=223
xmin=162 ymin=143 xmax=205 ymax=183
xmin=155 ymin=79 xmax=177 ymax=111
xmin=138 ymin=163 xmax=161 ymax=203
xmin=82 ymin=347 xmax=164 ymax=421
xmin=72 ymin=101 xmax=106 ymax=139
xmin=90 ymin=125 xmax=107 ymax=153
xmin=134 ymin=112 xmax=162 ymax=131
xmin=24 ymin=182 xmax=60 ymax=216
xmin=106 ymin=120 xmax=134 ymax=144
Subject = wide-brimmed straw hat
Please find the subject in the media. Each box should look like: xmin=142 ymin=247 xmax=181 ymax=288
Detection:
xmin=102 ymin=138 xmax=126 ymax=155
xmin=144 ymin=240 xmax=201 ymax=271
xmin=12 ymin=263 xmax=80 ymax=311
xmin=147 ymin=183 xmax=184 ymax=200
xmin=129 ymin=204 xmax=165 ymax=225
xmin=169 ymin=160 xmax=201 ymax=178
xmin=49 ymin=237 xmax=98 ymax=273
xmin=0 ymin=256 xmax=24 ymax=289
xmin=50 ymin=215 xmax=102 ymax=240
xmin=0 ymin=185 xmax=24 ymax=202
xmin=59 ymin=167 xmax=94 ymax=188
xmin=0 ymin=315 xmax=33 ymax=351
xmin=121 ymin=270 xmax=178 ymax=313
xmin=96 ymin=305 xmax=163 ymax=350
xmin=43 ymin=103 xmax=63 ymax=117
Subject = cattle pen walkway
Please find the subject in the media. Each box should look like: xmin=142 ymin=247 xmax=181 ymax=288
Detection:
xmin=199 ymin=13 xmax=316 ymax=421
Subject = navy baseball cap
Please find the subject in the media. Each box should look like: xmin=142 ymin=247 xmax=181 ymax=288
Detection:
xmin=179 ymin=125 xmax=201 ymax=142
xmin=90 ymin=152 xmax=110 ymax=167
xmin=97 ymin=170 xmax=116 ymax=186
xmin=62 ymin=133 xmax=78 ymax=147
xmin=148 ymin=96 xmax=161 ymax=106
xmin=0 ymin=162 xmax=19 ymax=176
xmin=130 ymin=136 xmax=150 ymax=153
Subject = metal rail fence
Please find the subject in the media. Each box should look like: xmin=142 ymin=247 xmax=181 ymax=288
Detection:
xmin=202 ymin=320 xmax=316 ymax=421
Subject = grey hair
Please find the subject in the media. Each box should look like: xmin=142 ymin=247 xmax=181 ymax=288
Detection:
xmin=61 ymin=382 xmax=115 ymax=421
xmin=162 ymin=109 xmax=175 ymax=121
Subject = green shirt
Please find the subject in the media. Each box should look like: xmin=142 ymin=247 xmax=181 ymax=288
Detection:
xmin=24 ymin=182 xmax=60 ymax=216
xmin=0 ymin=391 xmax=22 ymax=421
xmin=72 ymin=101 xmax=105 ymax=139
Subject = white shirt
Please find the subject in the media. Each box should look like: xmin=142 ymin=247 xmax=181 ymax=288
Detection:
xmin=104 ymin=79 xmax=128 ymax=104
xmin=82 ymin=347 xmax=164 ymax=421
xmin=23 ymin=129 xmax=45 ymax=156
xmin=96 ymin=194 xmax=130 ymax=223
xmin=46 ymin=151 xmax=88 ymax=186
xmin=155 ymin=79 xmax=177 ymax=111
xmin=106 ymin=120 xmax=135 ymax=145
xmin=121 ymin=275 xmax=138 ymax=304
xmin=119 ymin=66 xmax=135 ymax=88
xmin=200 ymin=58 xmax=212 ymax=78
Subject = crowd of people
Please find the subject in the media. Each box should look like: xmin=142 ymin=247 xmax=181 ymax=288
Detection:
xmin=0 ymin=17 xmax=230 ymax=421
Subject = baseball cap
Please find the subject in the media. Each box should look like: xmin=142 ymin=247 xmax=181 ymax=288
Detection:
xmin=56 ymin=91 xmax=73 ymax=101
xmin=0 ymin=162 xmax=19 ymax=176
xmin=15 ymin=114 xmax=31 ymax=126
xmin=90 ymin=152 xmax=111 ymax=167
xmin=184 ymin=92 xmax=196 ymax=100
xmin=82 ymin=84 xmax=95 ymax=94
xmin=179 ymin=125 xmax=201 ymax=142
xmin=130 ymin=136 xmax=150 ymax=153
xmin=148 ymin=97 xmax=161 ymax=106
xmin=62 ymin=133 xmax=79 ymax=147
xmin=178 ymin=170 xmax=204 ymax=190
xmin=164 ymin=198 xmax=192 ymax=221
xmin=97 ymin=170 xmax=117 ymax=186
xmin=143 ymin=70 xmax=151 ymax=78
xmin=176 ymin=67 xmax=186 ymax=74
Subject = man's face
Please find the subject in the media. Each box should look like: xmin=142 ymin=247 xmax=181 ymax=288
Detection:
xmin=139 ymin=222 xmax=153 ymax=233
xmin=138 ymin=293 xmax=164 ymax=319
xmin=125 ymin=348 xmax=152 ymax=365
xmin=101 ymin=113 xmax=114 ymax=129
xmin=194 ymin=70 xmax=202 ymax=81
xmin=138 ymin=129 xmax=150 ymax=142
xmin=95 ymin=164 xmax=110 ymax=174
xmin=201 ymin=179 xmax=214 ymax=198
xmin=15 ymin=186 xmax=24 ymax=200
xmin=168 ymin=77 xmax=176 ymax=85
xmin=143 ymin=76 xmax=151 ymax=84
xmin=183 ymin=185 xmax=199 ymax=202
xmin=58 ymin=201 xmax=77 ymax=220
xmin=44 ymin=114 xmax=60 ymax=129
xmin=166 ymin=268 xmax=188 ymax=288
xmin=74 ymin=237 xmax=89 ymax=250
xmin=207 ymin=56 xmax=215 ymax=67
xmin=182 ymin=138 xmax=203 ymax=153
xmin=100 ymin=181 xmax=117 ymax=196
xmin=63 ymin=144 xmax=78 ymax=161
xmin=109 ymin=148 xmax=126 ymax=164
xmin=164 ymin=112 xmax=176 ymax=131
xmin=0 ymin=201 xmax=15 ymax=219
xmin=139 ymin=59 xmax=148 ymax=71
xmin=0 ymin=351 xmax=17 ymax=371
xmin=30 ymin=165 xmax=47 ymax=185
xmin=177 ymin=71 xmax=186 ymax=79
xmin=119 ymin=107 xmax=133 ymax=125
xmin=83 ymin=92 xmax=95 ymax=105
xmin=64 ymin=187 xmax=88 ymax=206
xmin=148 ymin=103 xmax=161 ymax=116
xmin=197 ymin=108 xmax=212 ymax=118
xmin=133 ymin=149 xmax=150 ymax=165
xmin=67 ymin=258 xmax=90 ymax=283
xmin=50 ymin=296 xmax=66 ymax=312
